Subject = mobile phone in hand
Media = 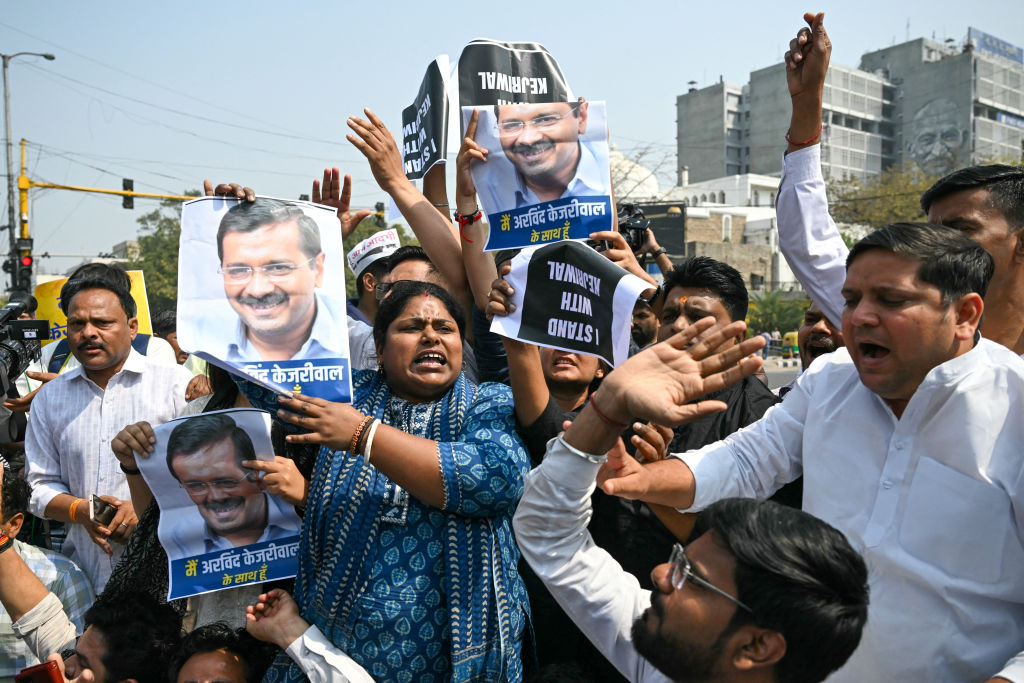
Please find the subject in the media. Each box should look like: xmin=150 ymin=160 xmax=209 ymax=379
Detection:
xmin=15 ymin=661 xmax=63 ymax=683
xmin=90 ymin=494 xmax=117 ymax=527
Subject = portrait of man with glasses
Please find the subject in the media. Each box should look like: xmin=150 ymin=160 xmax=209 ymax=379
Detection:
xmin=210 ymin=198 xmax=347 ymax=363
xmin=467 ymin=100 xmax=611 ymax=217
xmin=158 ymin=412 xmax=300 ymax=559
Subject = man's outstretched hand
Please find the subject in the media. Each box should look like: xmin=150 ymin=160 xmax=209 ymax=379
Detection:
xmin=312 ymin=167 xmax=372 ymax=240
xmin=591 ymin=317 xmax=765 ymax=428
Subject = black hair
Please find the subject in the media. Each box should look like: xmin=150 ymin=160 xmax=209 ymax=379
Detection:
xmin=386 ymin=245 xmax=436 ymax=276
xmin=83 ymin=591 xmax=182 ymax=683
xmin=166 ymin=413 xmax=255 ymax=481
xmin=356 ymin=258 xmax=390 ymax=297
xmin=166 ymin=621 xmax=274 ymax=683
xmin=372 ymin=280 xmax=466 ymax=352
xmin=217 ymin=198 xmax=322 ymax=262
xmin=152 ymin=308 xmax=177 ymax=338
xmin=920 ymin=165 xmax=1024 ymax=232
xmin=59 ymin=262 xmax=136 ymax=319
xmin=846 ymin=222 xmax=994 ymax=303
xmin=663 ymin=256 xmax=748 ymax=322
xmin=0 ymin=468 xmax=30 ymax=522
xmin=491 ymin=100 xmax=581 ymax=122
xmin=694 ymin=498 xmax=869 ymax=683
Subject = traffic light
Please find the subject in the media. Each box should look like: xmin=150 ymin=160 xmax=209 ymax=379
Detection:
xmin=123 ymin=178 xmax=134 ymax=209
xmin=15 ymin=238 xmax=33 ymax=293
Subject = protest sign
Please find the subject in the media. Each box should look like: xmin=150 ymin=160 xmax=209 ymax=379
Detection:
xmin=177 ymin=196 xmax=352 ymax=402
xmin=490 ymin=240 xmax=649 ymax=367
xmin=464 ymin=101 xmax=613 ymax=251
xmin=136 ymin=408 xmax=302 ymax=601
xmin=402 ymin=56 xmax=451 ymax=180
xmin=35 ymin=270 xmax=154 ymax=347
xmin=457 ymin=39 xmax=573 ymax=108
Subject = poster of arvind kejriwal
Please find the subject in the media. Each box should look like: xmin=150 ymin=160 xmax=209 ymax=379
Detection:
xmin=463 ymin=101 xmax=613 ymax=252
xmin=136 ymin=408 xmax=302 ymax=601
xmin=177 ymin=195 xmax=353 ymax=403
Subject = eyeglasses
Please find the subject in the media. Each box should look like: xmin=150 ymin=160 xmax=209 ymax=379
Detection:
xmin=668 ymin=543 xmax=752 ymax=612
xmin=496 ymin=105 xmax=580 ymax=137
xmin=180 ymin=473 xmax=254 ymax=496
xmin=219 ymin=256 xmax=316 ymax=283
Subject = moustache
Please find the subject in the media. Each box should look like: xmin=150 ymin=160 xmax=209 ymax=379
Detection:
xmin=804 ymin=334 xmax=839 ymax=357
xmin=236 ymin=291 xmax=288 ymax=308
xmin=77 ymin=341 xmax=106 ymax=352
xmin=201 ymin=497 xmax=243 ymax=513
xmin=509 ymin=140 xmax=555 ymax=156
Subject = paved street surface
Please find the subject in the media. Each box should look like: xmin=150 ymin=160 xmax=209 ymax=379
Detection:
xmin=763 ymin=358 xmax=800 ymax=391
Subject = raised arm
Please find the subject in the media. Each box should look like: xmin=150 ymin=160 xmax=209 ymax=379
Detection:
xmin=346 ymin=109 xmax=475 ymax=330
xmin=776 ymin=11 xmax=847 ymax=327
xmin=456 ymin=109 xmax=500 ymax=311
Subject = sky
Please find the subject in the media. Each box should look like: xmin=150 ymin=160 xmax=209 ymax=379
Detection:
xmin=2 ymin=1 xmax=1022 ymax=275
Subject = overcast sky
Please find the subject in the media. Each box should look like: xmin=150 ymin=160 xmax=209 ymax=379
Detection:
xmin=3 ymin=1 xmax=1021 ymax=274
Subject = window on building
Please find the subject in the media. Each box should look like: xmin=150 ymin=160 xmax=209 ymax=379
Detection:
xmin=753 ymin=190 xmax=760 ymax=207
xmin=722 ymin=215 xmax=733 ymax=242
xmin=719 ymin=191 xmax=726 ymax=204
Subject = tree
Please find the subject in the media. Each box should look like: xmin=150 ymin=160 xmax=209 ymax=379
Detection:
xmin=826 ymin=163 xmax=938 ymax=229
xmin=125 ymin=191 xmax=199 ymax=312
xmin=342 ymin=217 xmax=418 ymax=299
xmin=746 ymin=290 xmax=808 ymax=334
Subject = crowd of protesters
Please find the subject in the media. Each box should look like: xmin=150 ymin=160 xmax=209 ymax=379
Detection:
xmin=1 ymin=11 xmax=1023 ymax=683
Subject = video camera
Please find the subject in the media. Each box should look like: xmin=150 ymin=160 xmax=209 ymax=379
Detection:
xmin=0 ymin=300 xmax=49 ymax=396
xmin=617 ymin=202 xmax=651 ymax=253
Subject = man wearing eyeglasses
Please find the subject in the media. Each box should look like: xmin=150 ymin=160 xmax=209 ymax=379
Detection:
xmin=514 ymin=318 xmax=869 ymax=682
xmin=163 ymin=413 xmax=299 ymax=557
xmin=482 ymin=101 xmax=606 ymax=208
xmin=214 ymin=198 xmax=346 ymax=362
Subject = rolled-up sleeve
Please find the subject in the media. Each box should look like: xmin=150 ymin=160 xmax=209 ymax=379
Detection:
xmin=439 ymin=383 xmax=530 ymax=517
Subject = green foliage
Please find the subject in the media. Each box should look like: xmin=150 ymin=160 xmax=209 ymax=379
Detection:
xmin=746 ymin=290 xmax=808 ymax=335
xmin=827 ymin=163 xmax=939 ymax=229
xmin=125 ymin=191 xmax=200 ymax=312
xmin=342 ymin=218 xmax=418 ymax=299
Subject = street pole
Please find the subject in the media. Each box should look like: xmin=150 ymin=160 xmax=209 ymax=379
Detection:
xmin=2 ymin=51 xmax=54 ymax=293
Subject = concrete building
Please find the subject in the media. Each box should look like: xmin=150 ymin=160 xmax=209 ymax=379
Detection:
xmin=676 ymin=27 xmax=1024 ymax=181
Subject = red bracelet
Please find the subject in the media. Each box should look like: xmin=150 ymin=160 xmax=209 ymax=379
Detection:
xmin=0 ymin=532 xmax=12 ymax=555
xmin=785 ymin=123 xmax=823 ymax=146
xmin=453 ymin=209 xmax=482 ymax=243
xmin=589 ymin=394 xmax=628 ymax=431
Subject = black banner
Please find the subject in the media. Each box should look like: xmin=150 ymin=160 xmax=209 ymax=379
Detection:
xmin=401 ymin=58 xmax=449 ymax=180
xmin=457 ymin=39 xmax=571 ymax=110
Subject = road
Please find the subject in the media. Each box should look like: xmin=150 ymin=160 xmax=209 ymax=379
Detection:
xmin=763 ymin=358 xmax=800 ymax=391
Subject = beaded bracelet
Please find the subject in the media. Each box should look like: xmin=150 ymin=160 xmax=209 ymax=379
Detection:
xmin=349 ymin=415 xmax=374 ymax=454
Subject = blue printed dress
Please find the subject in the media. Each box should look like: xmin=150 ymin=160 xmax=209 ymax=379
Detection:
xmin=263 ymin=370 xmax=530 ymax=682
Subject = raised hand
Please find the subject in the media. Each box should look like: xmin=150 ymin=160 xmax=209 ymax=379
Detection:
xmin=346 ymin=108 xmax=410 ymax=196
xmin=593 ymin=317 xmax=765 ymax=427
xmin=312 ymin=167 xmax=372 ymax=240
xmin=202 ymin=179 xmax=255 ymax=201
xmin=246 ymin=588 xmax=310 ymax=650
xmin=277 ymin=392 xmax=365 ymax=450
xmin=455 ymin=109 xmax=488 ymax=214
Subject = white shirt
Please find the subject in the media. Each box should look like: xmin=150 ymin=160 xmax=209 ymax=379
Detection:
xmin=24 ymin=348 xmax=193 ymax=593
xmin=513 ymin=437 xmax=671 ymax=683
xmin=284 ymin=625 xmax=376 ymax=683
xmin=676 ymin=340 xmax=1024 ymax=682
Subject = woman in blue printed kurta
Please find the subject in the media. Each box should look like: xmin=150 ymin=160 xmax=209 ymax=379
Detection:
xmin=264 ymin=281 xmax=530 ymax=683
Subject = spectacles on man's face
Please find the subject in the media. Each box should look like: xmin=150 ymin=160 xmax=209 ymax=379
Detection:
xmin=219 ymin=256 xmax=316 ymax=283
xmin=496 ymin=105 xmax=579 ymax=137
xmin=180 ymin=473 xmax=255 ymax=496
xmin=668 ymin=543 xmax=752 ymax=612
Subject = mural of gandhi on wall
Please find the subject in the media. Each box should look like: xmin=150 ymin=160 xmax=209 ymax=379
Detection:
xmin=907 ymin=98 xmax=966 ymax=176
